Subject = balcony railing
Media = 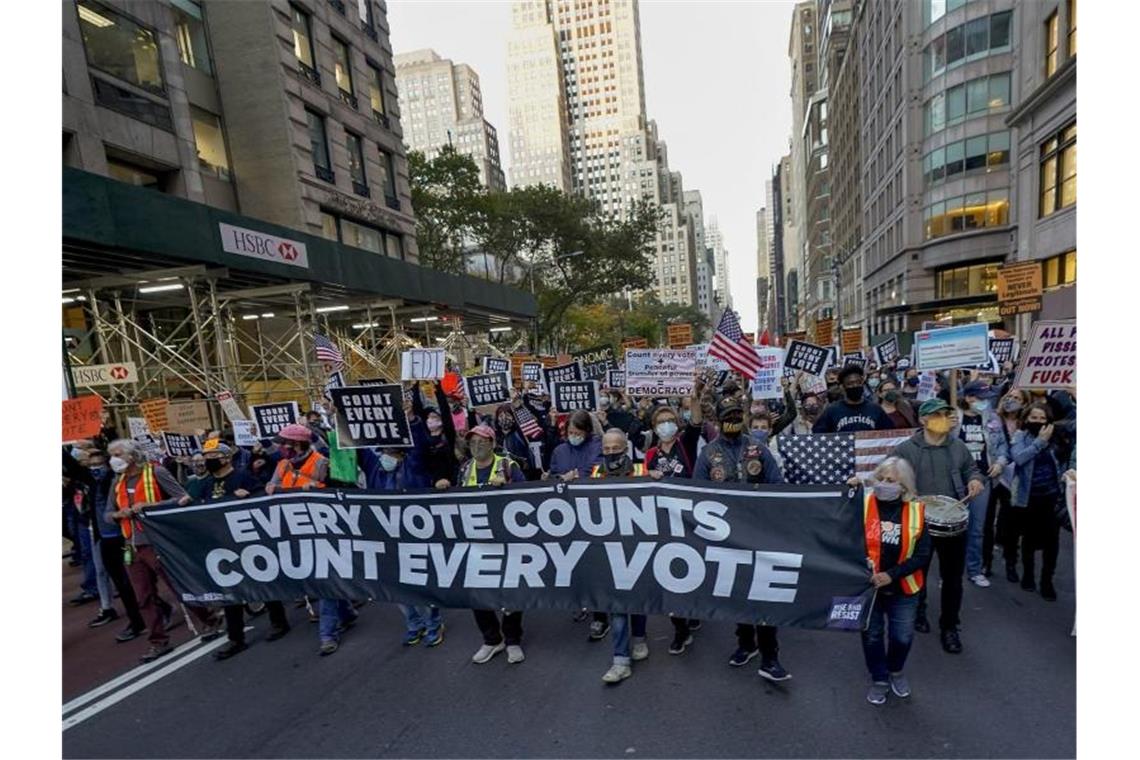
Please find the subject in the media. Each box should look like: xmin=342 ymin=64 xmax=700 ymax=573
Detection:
xmin=315 ymin=165 xmax=335 ymax=183
xmin=299 ymin=62 xmax=321 ymax=87
xmin=352 ymin=181 xmax=370 ymax=198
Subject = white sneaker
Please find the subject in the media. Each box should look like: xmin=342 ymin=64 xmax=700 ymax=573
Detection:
xmin=472 ymin=642 xmax=505 ymax=664
xmin=631 ymin=639 xmax=649 ymax=661
xmin=602 ymin=663 xmax=632 ymax=683
xmin=506 ymin=644 xmax=525 ymax=663
xmin=970 ymin=573 xmax=991 ymax=588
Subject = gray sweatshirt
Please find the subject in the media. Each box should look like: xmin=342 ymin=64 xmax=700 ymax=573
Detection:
xmin=106 ymin=466 xmax=187 ymax=547
xmin=892 ymin=430 xmax=982 ymax=500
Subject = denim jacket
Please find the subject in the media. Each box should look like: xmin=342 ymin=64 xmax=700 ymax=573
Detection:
xmin=950 ymin=409 xmax=1010 ymax=475
xmin=1009 ymin=429 xmax=1063 ymax=508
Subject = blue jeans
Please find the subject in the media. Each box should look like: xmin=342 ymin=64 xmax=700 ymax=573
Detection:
xmin=966 ymin=480 xmax=992 ymax=576
xmin=611 ymin=613 xmax=647 ymax=665
xmin=88 ymin=527 xmax=113 ymax=608
xmin=318 ymin=599 xmax=357 ymax=643
xmin=399 ymin=604 xmax=441 ymax=634
xmin=77 ymin=523 xmax=98 ymax=597
xmin=861 ymin=593 xmax=919 ymax=682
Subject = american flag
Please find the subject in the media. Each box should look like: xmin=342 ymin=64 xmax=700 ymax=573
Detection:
xmin=709 ymin=309 xmax=762 ymax=380
xmin=514 ymin=404 xmax=544 ymax=440
xmin=313 ymin=333 xmax=344 ymax=367
xmin=780 ymin=429 xmax=917 ymax=485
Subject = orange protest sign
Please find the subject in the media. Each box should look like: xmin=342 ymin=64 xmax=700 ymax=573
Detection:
xmin=62 ymin=395 xmax=104 ymax=442
xmin=814 ymin=319 xmax=835 ymax=347
xmin=138 ymin=397 xmax=169 ymax=433
xmin=621 ymin=336 xmax=649 ymax=350
xmin=997 ymin=262 xmax=1044 ymax=317
xmin=841 ymin=328 xmax=863 ymax=355
xmin=667 ymin=323 xmax=693 ymax=348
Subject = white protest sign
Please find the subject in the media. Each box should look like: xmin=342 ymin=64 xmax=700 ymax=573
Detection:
xmin=232 ymin=419 xmax=258 ymax=447
xmin=215 ymin=390 xmax=247 ymax=422
xmin=914 ymin=323 xmax=989 ymax=371
xmin=1012 ymin=320 xmax=1075 ymax=390
xmin=625 ymin=349 xmax=696 ymax=397
xmin=916 ymin=372 xmax=938 ymax=402
xmin=691 ymin=343 xmax=730 ymax=372
xmin=750 ymin=348 xmax=784 ymax=400
xmin=127 ymin=417 xmax=150 ymax=439
xmin=401 ymin=348 xmax=446 ymax=381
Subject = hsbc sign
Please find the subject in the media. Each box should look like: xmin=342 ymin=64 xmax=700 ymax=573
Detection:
xmin=219 ymin=223 xmax=309 ymax=269
xmin=74 ymin=362 xmax=139 ymax=387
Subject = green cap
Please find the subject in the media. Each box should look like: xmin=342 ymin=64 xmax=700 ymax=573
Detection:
xmin=918 ymin=398 xmax=951 ymax=416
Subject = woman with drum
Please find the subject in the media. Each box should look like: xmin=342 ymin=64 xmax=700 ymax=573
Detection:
xmin=861 ymin=456 xmax=932 ymax=705
xmin=1009 ymin=403 xmax=1066 ymax=601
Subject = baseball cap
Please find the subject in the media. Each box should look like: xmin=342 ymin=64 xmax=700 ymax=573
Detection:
xmin=918 ymin=398 xmax=952 ymax=416
xmin=962 ymin=380 xmax=997 ymax=399
xmin=716 ymin=397 xmax=743 ymax=420
xmin=837 ymin=365 xmax=865 ymax=383
xmin=466 ymin=423 xmax=496 ymax=441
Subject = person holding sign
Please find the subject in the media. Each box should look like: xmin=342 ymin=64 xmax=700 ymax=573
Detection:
xmin=410 ymin=381 xmax=460 ymax=490
xmin=1009 ymin=404 xmax=1067 ymax=602
xmin=955 ymin=382 xmax=1010 ymax=588
xmin=494 ymin=403 xmax=538 ymax=479
xmin=813 ymin=366 xmax=893 ymax=434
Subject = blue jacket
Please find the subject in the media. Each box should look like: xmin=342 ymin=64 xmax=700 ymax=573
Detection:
xmin=358 ymin=448 xmax=420 ymax=491
xmin=549 ymin=435 xmax=603 ymax=477
xmin=1009 ymin=429 xmax=1064 ymax=508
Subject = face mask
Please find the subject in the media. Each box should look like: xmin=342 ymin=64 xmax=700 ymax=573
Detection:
xmin=873 ymin=481 xmax=904 ymax=502
xmin=971 ymin=400 xmax=991 ymax=413
xmin=599 ymin=397 xmax=611 ymax=410
xmin=604 ymin=452 xmax=628 ymax=471
xmin=1024 ymin=421 xmax=1045 ymax=437
xmin=906 ymin=377 xmax=920 ymax=388
xmin=882 ymin=391 xmax=901 ymax=405
xmin=499 ymin=416 xmax=514 ymax=430
xmin=925 ymin=416 xmax=951 ymax=435
xmin=426 ymin=417 xmax=443 ymax=433
xmin=655 ymin=421 xmax=678 ymax=440
xmin=290 ymin=444 xmax=311 ymax=462
xmin=205 ymin=459 xmax=225 ymax=474
xmin=567 ymin=434 xmax=585 ymax=447
xmin=802 ymin=404 xmax=819 ymax=418
xmin=844 ymin=386 xmax=864 ymax=402
xmin=109 ymin=456 xmax=129 ymax=474
xmin=89 ymin=465 xmax=107 ymax=478
xmin=868 ymin=378 xmax=880 ymax=389
xmin=1002 ymin=399 xmax=1023 ymax=414
xmin=750 ymin=429 xmax=770 ymax=445
xmin=720 ymin=416 xmax=744 ymax=437
xmin=380 ymin=454 xmax=400 ymax=472
xmin=469 ymin=439 xmax=493 ymax=460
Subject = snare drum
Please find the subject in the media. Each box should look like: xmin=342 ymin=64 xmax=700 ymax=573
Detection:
xmin=920 ymin=495 xmax=969 ymax=538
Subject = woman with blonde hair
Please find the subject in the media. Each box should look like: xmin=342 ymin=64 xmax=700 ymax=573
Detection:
xmin=860 ymin=456 xmax=932 ymax=705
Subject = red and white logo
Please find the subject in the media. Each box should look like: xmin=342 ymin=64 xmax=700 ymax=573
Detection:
xmin=110 ymin=365 xmax=129 ymax=380
xmin=277 ymin=242 xmax=300 ymax=262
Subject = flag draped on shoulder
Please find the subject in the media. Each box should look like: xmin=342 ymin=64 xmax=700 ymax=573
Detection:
xmin=709 ymin=309 xmax=762 ymax=380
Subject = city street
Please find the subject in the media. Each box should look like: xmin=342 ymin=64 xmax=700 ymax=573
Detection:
xmin=63 ymin=536 xmax=1075 ymax=759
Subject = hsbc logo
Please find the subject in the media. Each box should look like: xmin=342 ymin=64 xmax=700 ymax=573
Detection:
xmin=220 ymin=223 xmax=309 ymax=269
xmin=277 ymin=241 xmax=301 ymax=261
xmin=74 ymin=362 xmax=138 ymax=387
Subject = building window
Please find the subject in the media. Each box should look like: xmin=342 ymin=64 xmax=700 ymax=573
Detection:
xmin=172 ymin=0 xmax=211 ymax=75
xmin=1041 ymin=249 xmax=1076 ymax=289
xmin=367 ymin=63 xmax=387 ymax=123
xmin=325 ymin=211 xmax=404 ymax=258
xmin=89 ymin=77 xmax=173 ymax=130
xmin=1040 ymin=121 xmax=1076 ymax=216
xmin=990 ymin=11 xmax=1012 ymax=49
xmin=340 ymin=218 xmax=383 ymax=253
xmin=190 ymin=106 xmax=229 ymax=180
xmin=924 ymin=191 xmax=1009 ymax=239
xmin=924 ymin=73 xmax=1010 ymax=135
xmin=346 ymin=132 xmax=368 ymax=196
xmin=924 ymin=10 xmax=1014 ymax=81
xmin=358 ymin=0 xmax=373 ymax=27
xmin=320 ymin=212 xmax=339 ymax=241
xmin=378 ymin=149 xmax=397 ymax=206
xmin=386 ymin=234 xmax=405 ymax=261
xmin=77 ymin=1 xmax=164 ymax=92
xmin=1068 ymin=0 xmax=1077 ymax=57
xmin=290 ymin=5 xmax=318 ymax=81
xmin=1045 ymin=11 xmax=1059 ymax=77
xmin=305 ymin=109 xmax=333 ymax=182
xmin=332 ymin=37 xmax=356 ymax=106
xmin=936 ymin=262 xmax=999 ymax=299
xmin=106 ymin=156 xmax=172 ymax=191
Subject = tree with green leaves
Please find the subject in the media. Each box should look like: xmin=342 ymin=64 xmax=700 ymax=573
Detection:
xmin=407 ymin=146 xmax=484 ymax=275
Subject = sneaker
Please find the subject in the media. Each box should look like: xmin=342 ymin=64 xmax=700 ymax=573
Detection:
xmin=571 ymin=609 xmax=590 ymax=622
xmin=689 ymin=619 xmax=702 ymax=631
xmin=266 ymin=625 xmax=291 ymax=642
xmin=424 ymin=626 xmax=445 ymax=648
xmin=889 ymin=671 xmax=911 ymax=698
xmin=140 ymin=643 xmax=174 ymax=663
xmin=213 ymin=640 xmax=248 ymax=661
xmin=631 ymin=639 xmax=649 ymax=661
xmin=914 ymin=615 xmax=931 ymax=634
xmin=969 ymin=573 xmax=991 ymax=588
xmin=668 ymin=633 xmax=693 ymax=655
xmin=866 ymin=681 xmax=890 ymax=705
xmin=602 ymin=663 xmax=632 ymax=684
xmin=588 ymin=620 xmax=610 ymax=641
xmin=403 ymin=628 xmax=426 ymax=646
xmin=88 ymin=608 xmax=119 ymax=628
xmin=728 ymin=648 xmax=759 ymax=667
xmin=1006 ymin=564 xmax=1020 ymax=583
xmin=319 ymin=640 xmax=339 ymax=656
xmin=199 ymin=616 xmax=225 ymax=642
xmin=116 ymin=625 xmax=144 ymax=643
xmin=472 ymin=642 xmax=505 ymax=664
xmin=506 ymin=645 xmax=525 ymax=664
xmin=757 ymin=659 xmax=792 ymax=682
xmin=940 ymin=628 xmax=963 ymax=654
xmin=1040 ymin=579 xmax=1058 ymax=601
xmin=68 ymin=592 xmax=98 ymax=607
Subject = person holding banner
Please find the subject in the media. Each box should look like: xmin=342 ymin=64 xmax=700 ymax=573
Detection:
xmin=548 ymin=411 xmax=603 ymax=483
xmin=265 ymin=424 xmax=328 ymax=494
xmin=1009 ymin=404 xmax=1066 ymax=602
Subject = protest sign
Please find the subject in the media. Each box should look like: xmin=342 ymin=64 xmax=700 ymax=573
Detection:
xmin=843 ymin=355 xmax=868 ymax=371
xmin=464 ymin=373 xmax=512 ymax=408
xmin=841 ymin=328 xmax=863 ymax=355
xmin=232 ymin=420 xmax=258 ymax=448
xmin=143 ymin=481 xmax=876 ymax=631
xmin=667 ymin=323 xmax=693 ymax=348
xmin=215 ymin=391 xmax=247 ymax=422
xmin=250 ymin=402 xmax=299 ymax=438
xmin=621 ymin=336 xmax=649 ymax=352
xmin=167 ymin=400 xmax=212 ymax=434
xmin=324 ymin=371 xmax=345 ymax=397
xmin=572 ymin=345 xmax=618 ymax=381
xmin=542 ymin=361 xmax=583 ymax=389
xmin=873 ymin=337 xmax=900 ymax=365
xmin=784 ymin=339 xmax=830 ymax=376
xmin=139 ymin=398 xmax=169 ymax=434
xmin=551 ymin=381 xmax=600 ymax=412
xmin=328 ymin=385 xmax=412 ymax=449
xmin=482 ymin=356 xmax=511 ymax=375
xmin=914 ymin=323 xmax=989 ymax=371
xmin=815 ymin=318 xmax=835 ymax=347
xmin=62 ymin=395 xmax=104 ymax=442
xmin=997 ymin=261 xmax=1043 ymax=317
xmin=989 ymin=338 xmax=1015 ymax=365
xmin=522 ymin=362 xmax=543 ymax=384
xmin=691 ymin=343 xmax=731 ymax=372
xmin=1012 ymin=320 xmax=1076 ymax=390
xmin=916 ymin=372 xmax=937 ymax=402
xmin=127 ymin=417 xmax=150 ymax=439
xmin=625 ymin=349 xmax=697 ymax=397
xmin=606 ymin=369 xmax=626 ymax=389
xmin=750 ymin=348 xmax=784 ymax=400
xmin=510 ymin=354 xmax=536 ymax=382
xmin=135 ymin=433 xmax=164 ymax=462
xmin=162 ymin=431 xmax=201 ymax=458
xmin=359 ymin=377 xmax=389 ymax=386
xmin=825 ymin=345 xmax=841 ymax=369
xmin=798 ymin=372 xmax=827 ymax=396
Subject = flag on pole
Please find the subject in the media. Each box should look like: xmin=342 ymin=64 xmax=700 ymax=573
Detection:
xmin=514 ymin=404 xmax=544 ymax=440
xmin=708 ymin=309 xmax=762 ymax=380
xmin=313 ymin=333 xmax=344 ymax=367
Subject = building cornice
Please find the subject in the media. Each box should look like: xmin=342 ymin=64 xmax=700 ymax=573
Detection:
xmin=1005 ymin=58 xmax=1077 ymax=128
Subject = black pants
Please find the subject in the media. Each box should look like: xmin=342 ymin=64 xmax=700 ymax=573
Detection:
xmin=98 ymin=534 xmax=146 ymax=631
xmin=223 ymin=601 xmax=289 ymax=644
xmin=1022 ymin=491 xmax=1061 ymax=584
xmin=983 ymin=483 xmax=1011 ymax=568
xmin=473 ymin=610 xmax=523 ymax=646
xmin=670 ymin=617 xmax=700 ymax=639
xmin=592 ymin=611 xmax=609 ymax=625
xmin=736 ymin=624 xmax=779 ymax=660
xmin=916 ymin=531 xmax=967 ymax=631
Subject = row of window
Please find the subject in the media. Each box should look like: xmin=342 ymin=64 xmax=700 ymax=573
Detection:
xmin=1045 ymin=1 xmax=1077 ymax=78
xmin=922 ymin=131 xmax=1010 ymax=186
xmin=290 ymin=4 xmax=388 ymax=124
xmin=923 ymin=0 xmax=974 ymax=28
xmin=305 ymin=109 xmax=397 ymax=204
xmin=1042 ymin=249 xmax=1076 ymax=289
xmin=934 ymin=261 xmax=999 ymax=299
xmin=923 ymin=191 xmax=1010 ymax=240
xmin=1040 ymin=122 xmax=1076 ymax=218
xmin=923 ymin=11 xmax=1012 ymax=82
xmin=923 ymin=72 xmax=1011 ymax=136
xmin=321 ymin=211 xmax=405 ymax=261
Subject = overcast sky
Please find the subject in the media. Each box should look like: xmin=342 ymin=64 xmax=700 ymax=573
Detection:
xmin=388 ymin=0 xmax=795 ymax=332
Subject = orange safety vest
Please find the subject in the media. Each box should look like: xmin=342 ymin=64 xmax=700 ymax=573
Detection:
xmin=590 ymin=463 xmax=646 ymax=478
xmin=114 ymin=464 xmax=162 ymax=540
xmin=274 ymin=450 xmax=328 ymax=490
xmin=863 ymin=491 xmax=925 ymax=595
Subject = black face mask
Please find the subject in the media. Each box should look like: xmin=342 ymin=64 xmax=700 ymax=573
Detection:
xmin=205 ymin=459 xmax=225 ymax=474
xmin=1024 ymin=422 xmax=1045 ymax=437
xmin=882 ymin=391 xmax=901 ymax=404
xmin=844 ymin=386 xmax=864 ymax=402
xmin=906 ymin=377 xmax=921 ymax=388
xmin=720 ymin=415 xmax=744 ymax=438
xmin=604 ymin=452 xmax=629 ymax=472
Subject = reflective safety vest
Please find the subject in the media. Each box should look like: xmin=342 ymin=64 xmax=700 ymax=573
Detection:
xmin=863 ymin=492 xmax=925 ymax=595
xmin=114 ymin=464 xmax=162 ymax=540
xmin=463 ymin=454 xmax=508 ymax=486
xmin=590 ymin=463 xmax=646 ymax=478
xmin=274 ymin=450 xmax=328 ymax=490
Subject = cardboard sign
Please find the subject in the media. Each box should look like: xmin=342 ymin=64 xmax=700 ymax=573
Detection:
xmin=542 ymin=362 xmax=583 ymax=389
xmin=606 ymin=369 xmax=626 ymax=389
xmin=1013 ymin=320 xmax=1076 ymax=390
xmin=134 ymin=433 xmax=164 ymax=462
xmin=841 ymin=328 xmax=863 ymax=355
xmin=139 ymin=397 xmax=169 ymax=434
xmin=916 ymin=372 xmax=938 ymax=402
xmin=621 ymin=336 xmax=649 ymax=351
xmin=464 ymin=372 xmax=512 ymax=408
xmin=784 ymin=339 xmax=830 ymax=376
xmin=825 ymin=345 xmax=841 ymax=369
xmin=989 ymin=337 xmax=1015 ymax=365
xmin=798 ymin=372 xmax=827 ymax=397
xmin=915 ymin=323 xmax=989 ymax=371
xmin=571 ymin=345 xmax=618 ymax=381
xmin=166 ymin=400 xmax=212 ymax=435
xmin=482 ymin=356 xmax=510 ymax=375
xmin=750 ymin=348 xmax=785 ymax=400
xmin=997 ymin=261 xmax=1043 ymax=317
xmin=73 ymin=361 xmax=139 ymax=387
xmin=162 ymin=431 xmax=201 ymax=458
xmin=62 ymin=395 xmax=104 ymax=442
xmin=250 ymin=402 xmax=300 ymax=438
xmin=666 ymin=323 xmax=693 ymax=348
xmin=873 ymin=337 xmax=900 ymax=365
xmin=522 ymin=362 xmax=543 ymax=383
xmin=329 ymin=385 xmax=413 ymax=449
xmin=625 ymin=349 xmax=697 ymax=397
xmin=551 ymin=381 xmax=600 ymax=413
xmin=215 ymin=391 xmax=247 ymax=422
xmin=232 ymin=419 xmax=258 ymax=448
xmin=127 ymin=417 xmax=150 ymax=439
xmin=398 ymin=348 xmax=444 ymax=380
xmin=896 ymin=357 xmax=912 ymax=371
xmin=814 ymin=318 xmax=835 ymax=347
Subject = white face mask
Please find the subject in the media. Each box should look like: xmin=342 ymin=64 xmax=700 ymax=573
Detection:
xmin=380 ymin=454 xmax=399 ymax=472
xmin=567 ymin=434 xmax=585 ymax=447
xmin=655 ymin=421 xmax=678 ymax=441
xmin=109 ymin=456 xmax=129 ymax=474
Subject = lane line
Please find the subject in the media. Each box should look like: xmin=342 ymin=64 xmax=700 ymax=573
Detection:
xmin=62 ymin=636 xmax=208 ymax=715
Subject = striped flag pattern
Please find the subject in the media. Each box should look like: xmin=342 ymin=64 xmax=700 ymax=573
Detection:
xmin=854 ymin=429 xmax=917 ymax=477
xmin=779 ymin=428 xmax=917 ymax=485
xmin=313 ymin=333 xmax=344 ymax=367
xmin=708 ymin=309 xmax=762 ymax=380
xmin=514 ymin=404 xmax=544 ymax=440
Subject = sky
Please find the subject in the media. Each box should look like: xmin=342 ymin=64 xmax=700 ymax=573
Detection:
xmin=387 ymin=0 xmax=795 ymax=333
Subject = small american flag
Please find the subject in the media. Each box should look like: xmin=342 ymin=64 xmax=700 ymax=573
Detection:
xmin=514 ymin=404 xmax=544 ymax=440
xmin=709 ymin=309 xmax=762 ymax=380
xmin=780 ymin=428 xmax=917 ymax=485
xmin=313 ymin=333 xmax=344 ymax=367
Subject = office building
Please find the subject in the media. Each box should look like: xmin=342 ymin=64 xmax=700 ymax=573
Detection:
xmin=683 ymin=190 xmax=718 ymax=323
xmin=706 ymin=217 xmax=732 ymax=311
xmin=786 ymin=2 xmax=817 ymax=333
xmin=829 ymin=0 xmax=864 ymax=333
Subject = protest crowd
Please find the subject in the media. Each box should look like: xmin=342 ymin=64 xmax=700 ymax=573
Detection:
xmin=61 ymin=316 xmax=1075 ymax=707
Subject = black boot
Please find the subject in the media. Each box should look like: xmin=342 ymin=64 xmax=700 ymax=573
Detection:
xmin=1040 ymin=577 xmax=1057 ymax=601
xmin=1005 ymin=560 xmax=1020 ymax=583
xmin=1021 ymin=556 xmax=1036 ymax=592
xmin=914 ymin=600 xmax=930 ymax=633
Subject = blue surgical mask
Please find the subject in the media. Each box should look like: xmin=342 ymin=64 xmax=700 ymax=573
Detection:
xmin=380 ymin=454 xmax=399 ymax=472
xmin=971 ymin=400 xmax=991 ymax=413
xmin=567 ymin=434 xmax=585 ymax=447
xmin=868 ymin=378 xmax=880 ymax=389
xmin=655 ymin=421 xmax=678 ymax=440
xmin=749 ymin=429 xmax=770 ymax=445
xmin=873 ymin=481 xmax=904 ymax=502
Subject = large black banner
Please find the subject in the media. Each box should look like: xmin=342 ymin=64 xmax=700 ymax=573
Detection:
xmin=142 ymin=481 xmax=875 ymax=631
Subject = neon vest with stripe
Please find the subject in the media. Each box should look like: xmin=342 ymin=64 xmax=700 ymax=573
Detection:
xmin=863 ymin=491 xmax=926 ymax=595
xmin=114 ymin=464 xmax=162 ymax=540
xmin=590 ymin=463 xmax=646 ymax=478
xmin=274 ymin=450 xmax=327 ymax=490
xmin=463 ymin=454 xmax=508 ymax=486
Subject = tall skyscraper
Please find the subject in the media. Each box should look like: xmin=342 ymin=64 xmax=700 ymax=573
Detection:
xmin=787 ymin=1 xmax=817 ymax=333
xmin=756 ymin=206 xmax=771 ymax=331
xmin=394 ymin=49 xmax=506 ymax=191
xmin=830 ymin=0 xmax=864 ymax=333
xmin=778 ymin=151 xmax=800 ymax=332
xmin=707 ymin=217 xmax=732 ymax=310
xmin=684 ymin=189 xmax=719 ymax=323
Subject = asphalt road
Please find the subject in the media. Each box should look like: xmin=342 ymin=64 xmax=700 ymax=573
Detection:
xmin=63 ymin=534 xmax=1075 ymax=759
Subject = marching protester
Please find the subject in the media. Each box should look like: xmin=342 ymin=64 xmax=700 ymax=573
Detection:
xmin=812 ymin=365 xmax=894 ymax=433
xmin=548 ymin=410 xmax=603 ymax=483
xmin=410 ymin=380 xmax=461 ymax=489
xmin=957 ymin=381 xmax=1010 ymax=587
xmin=994 ymin=389 xmax=1029 ymax=581
xmin=1009 ymin=403 xmax=1067 ymax=601
xmin=494 ymin=402 xmax=539 ymax=479
xmin=877 ymin=378 xmax=918 ymax=429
